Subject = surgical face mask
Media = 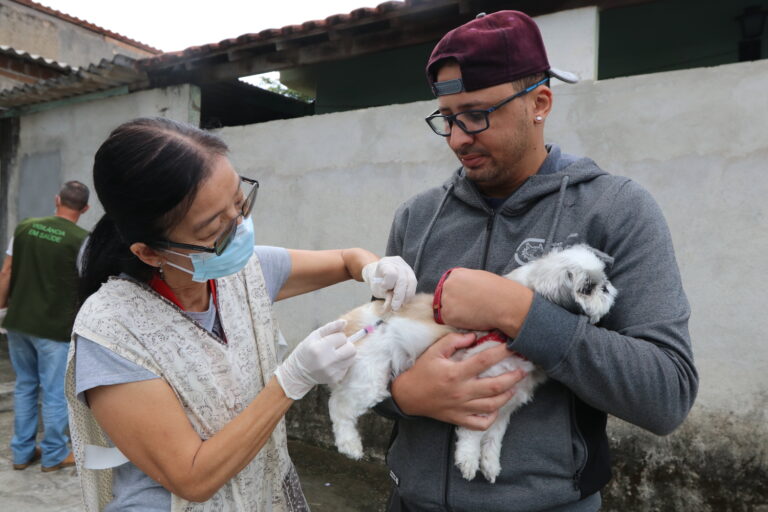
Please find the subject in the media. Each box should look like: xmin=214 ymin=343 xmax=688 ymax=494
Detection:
xmin=163 ymin=217 xmax=255 ymax=282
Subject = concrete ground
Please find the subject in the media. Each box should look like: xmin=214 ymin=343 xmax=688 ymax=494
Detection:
xmin=0 ymin=338 xmax=390 ymax=511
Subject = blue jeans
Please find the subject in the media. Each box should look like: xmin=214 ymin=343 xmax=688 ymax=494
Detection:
xmin=6 ymin=330 xmax=71 ymax=467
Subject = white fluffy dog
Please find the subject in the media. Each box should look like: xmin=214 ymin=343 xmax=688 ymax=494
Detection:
xmin=329 ymin=244 xmax=617 ymax=483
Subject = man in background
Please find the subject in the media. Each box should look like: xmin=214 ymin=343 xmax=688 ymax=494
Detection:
xmin=0 ymin=180 xmax=89 ymax=472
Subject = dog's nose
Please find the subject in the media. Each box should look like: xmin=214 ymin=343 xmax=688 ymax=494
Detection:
xmin=580 ymin=281 xmax=595 ymax=295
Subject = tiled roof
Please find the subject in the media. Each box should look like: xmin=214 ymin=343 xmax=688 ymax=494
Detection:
xmin=0 ymin=0 xmax=488 ymax=110
xmin=10 ymin=0 xmax=161 ymax=54
xmin=139 ymin=0 xmax=427 ymax=69
xmin=0 ymin=0 xmax=602 ymax=111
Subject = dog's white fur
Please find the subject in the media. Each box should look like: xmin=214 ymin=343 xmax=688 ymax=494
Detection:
xmin=329 ymin=244 xmax=617 ymax=483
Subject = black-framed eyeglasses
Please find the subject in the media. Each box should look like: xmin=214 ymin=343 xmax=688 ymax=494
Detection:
xmin=155 ymin=176 xmax=259 ymax=255
xmin=425 ymin=77 xmax=550 ymax=137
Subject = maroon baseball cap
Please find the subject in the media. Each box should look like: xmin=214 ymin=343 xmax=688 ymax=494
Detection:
xmin=427 ymin=10 xmax=578 ymax=96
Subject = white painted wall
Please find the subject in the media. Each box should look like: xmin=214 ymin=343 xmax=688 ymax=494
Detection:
xmin=219 ymin=58 xmax=768 ymax=428
xmin=7 ymin=84 xmax=199 ymax=231
xmin=549 ymin=60 xmax=768 ymax=419
xmin=537 ymin=7 xmax=599 ymax=82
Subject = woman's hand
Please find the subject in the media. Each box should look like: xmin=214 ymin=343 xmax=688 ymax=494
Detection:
xmin=274 ymin=319 xmax=356 ymax=399
xmin=361 ymin=256 xmax=417 ymax=311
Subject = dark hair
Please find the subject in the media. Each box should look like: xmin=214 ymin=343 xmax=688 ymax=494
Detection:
xmin=59 ymin=180 xmax=90 ymax=210
xmin=79 ymin=117 xmax=229 ymax=303
xmin=510 ymin=72 xmax=548 ymax=92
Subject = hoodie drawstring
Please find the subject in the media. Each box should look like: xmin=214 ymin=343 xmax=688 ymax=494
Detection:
xmin=415 ymin=174 xmax=569 ymax=274
xmin=543 ymin=175 xmax=570 ymax=254
xmin=413 ymin=183 xmax=455 ymax=276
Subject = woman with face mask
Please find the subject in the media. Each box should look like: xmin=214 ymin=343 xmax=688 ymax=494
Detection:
xmin=66 ymin=118 xmax=416 ymax=512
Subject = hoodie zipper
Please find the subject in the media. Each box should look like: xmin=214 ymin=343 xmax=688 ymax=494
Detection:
xmin=443 ymin=428 xmax=454 ymax=511
xmin=570 ymin=394 xmax=588 ymax=492
xmin=441 ymin=210 xmax=495 ymax=512
xmin=442 ymin=208 xmax=495 ymax=511
xmin=481 ymin=209 xmax=496 ymax=270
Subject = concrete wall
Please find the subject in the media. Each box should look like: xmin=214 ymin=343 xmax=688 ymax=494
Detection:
xmin=0 ymin=0 xmax=156 ymax=68
xmin=217 ymin=58 xmax=768 ymax=509
xmin=537 ymin=6 xmax=598 ymax=81
xmin=2 ymin=84 xmax=199 ymax=234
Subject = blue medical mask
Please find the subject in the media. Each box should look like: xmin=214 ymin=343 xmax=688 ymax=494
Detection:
xmin=164 ymin=217 xmax=255 ymax=282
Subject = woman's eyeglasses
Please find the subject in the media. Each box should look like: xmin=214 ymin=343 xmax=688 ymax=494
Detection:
xmin=156 ymin=176 xmax=259 ymax=256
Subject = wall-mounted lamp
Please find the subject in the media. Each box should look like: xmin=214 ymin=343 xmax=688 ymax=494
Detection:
xmin=735 ymin=5 xmax=768 ymax=61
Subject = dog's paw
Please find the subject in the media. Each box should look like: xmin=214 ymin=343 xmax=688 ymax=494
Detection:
xmin=480 ymin=454 xmax=501 ymax=484
xmin=454 ymin=441 xmax=481 ymax=481
xmin=455 ymin=455 xmax=480 ymax=481
xmin=336 ymin=437 xmax=364 ymax=460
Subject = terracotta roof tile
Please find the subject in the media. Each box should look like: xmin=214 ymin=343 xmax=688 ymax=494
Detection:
xmin=326 ymin=13 xmax=352 ymax=25
xmin=139 ymin=1 xmax=411 ymax=69
xmin=350 ymin=7 xmax=379 ymax=19
xmin=235 ymin=33 xmax=260 ymax=44
xmin=377 ymin=1 xmax=407 ymax=13
xmin=281 ymin=25 xmax=304 ymax=36
xmin=258 ymin=28 xmax=282 ymax=38
xmin=302 ymin=19 xmax=327 ymax=30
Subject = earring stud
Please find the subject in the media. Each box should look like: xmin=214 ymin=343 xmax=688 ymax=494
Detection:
xmin=534 ymin=115 xmax=544 ymax=123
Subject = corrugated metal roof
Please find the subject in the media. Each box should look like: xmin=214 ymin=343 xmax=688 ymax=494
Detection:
xmin=0 ymin=45 xmax=76 ymax=74
xmin=10 ymin=0 xmax=162 ymax=54
xmin=0 ymin=54 xmax=146 ymax=110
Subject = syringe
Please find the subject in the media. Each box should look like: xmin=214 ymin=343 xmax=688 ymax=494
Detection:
xmin=348 ymin=319 xmax=384 ymax=343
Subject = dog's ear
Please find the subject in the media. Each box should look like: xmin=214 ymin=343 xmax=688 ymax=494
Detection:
xmin=583 ymin=245 xmax=615 ymax=272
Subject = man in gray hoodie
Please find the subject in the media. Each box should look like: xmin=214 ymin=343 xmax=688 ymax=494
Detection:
xmin=376 ymin=10 xmax=698 ymax=512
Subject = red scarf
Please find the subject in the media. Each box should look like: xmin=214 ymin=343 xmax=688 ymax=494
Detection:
xmin=148 ymin=275 xmax=217 ymax=312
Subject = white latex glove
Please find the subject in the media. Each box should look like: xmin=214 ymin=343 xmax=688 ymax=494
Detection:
xmin=361 ymin=256 xmax=417 ymax=311
xmin=0 ymin=307 xmax=6 ymax=335
xmin=274 ymin=319 xmax=355 ymax=400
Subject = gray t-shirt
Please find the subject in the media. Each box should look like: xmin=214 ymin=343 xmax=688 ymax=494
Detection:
xmin=74 ymin=246 xmax=291 ymax=511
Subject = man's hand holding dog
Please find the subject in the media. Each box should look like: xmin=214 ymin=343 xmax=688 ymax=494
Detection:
xmin=391 ymin=332 xmax=526 ymax=430
xmin=439 ymin=268 xmax=533 ymax=338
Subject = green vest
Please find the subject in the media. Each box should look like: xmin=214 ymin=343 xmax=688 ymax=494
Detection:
xmin=3 ymin=216 xmax=88 ymax=341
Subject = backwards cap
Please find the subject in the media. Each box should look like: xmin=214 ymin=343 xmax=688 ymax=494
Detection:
xmin=427 ymin=10 xmax=578 ymax=96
